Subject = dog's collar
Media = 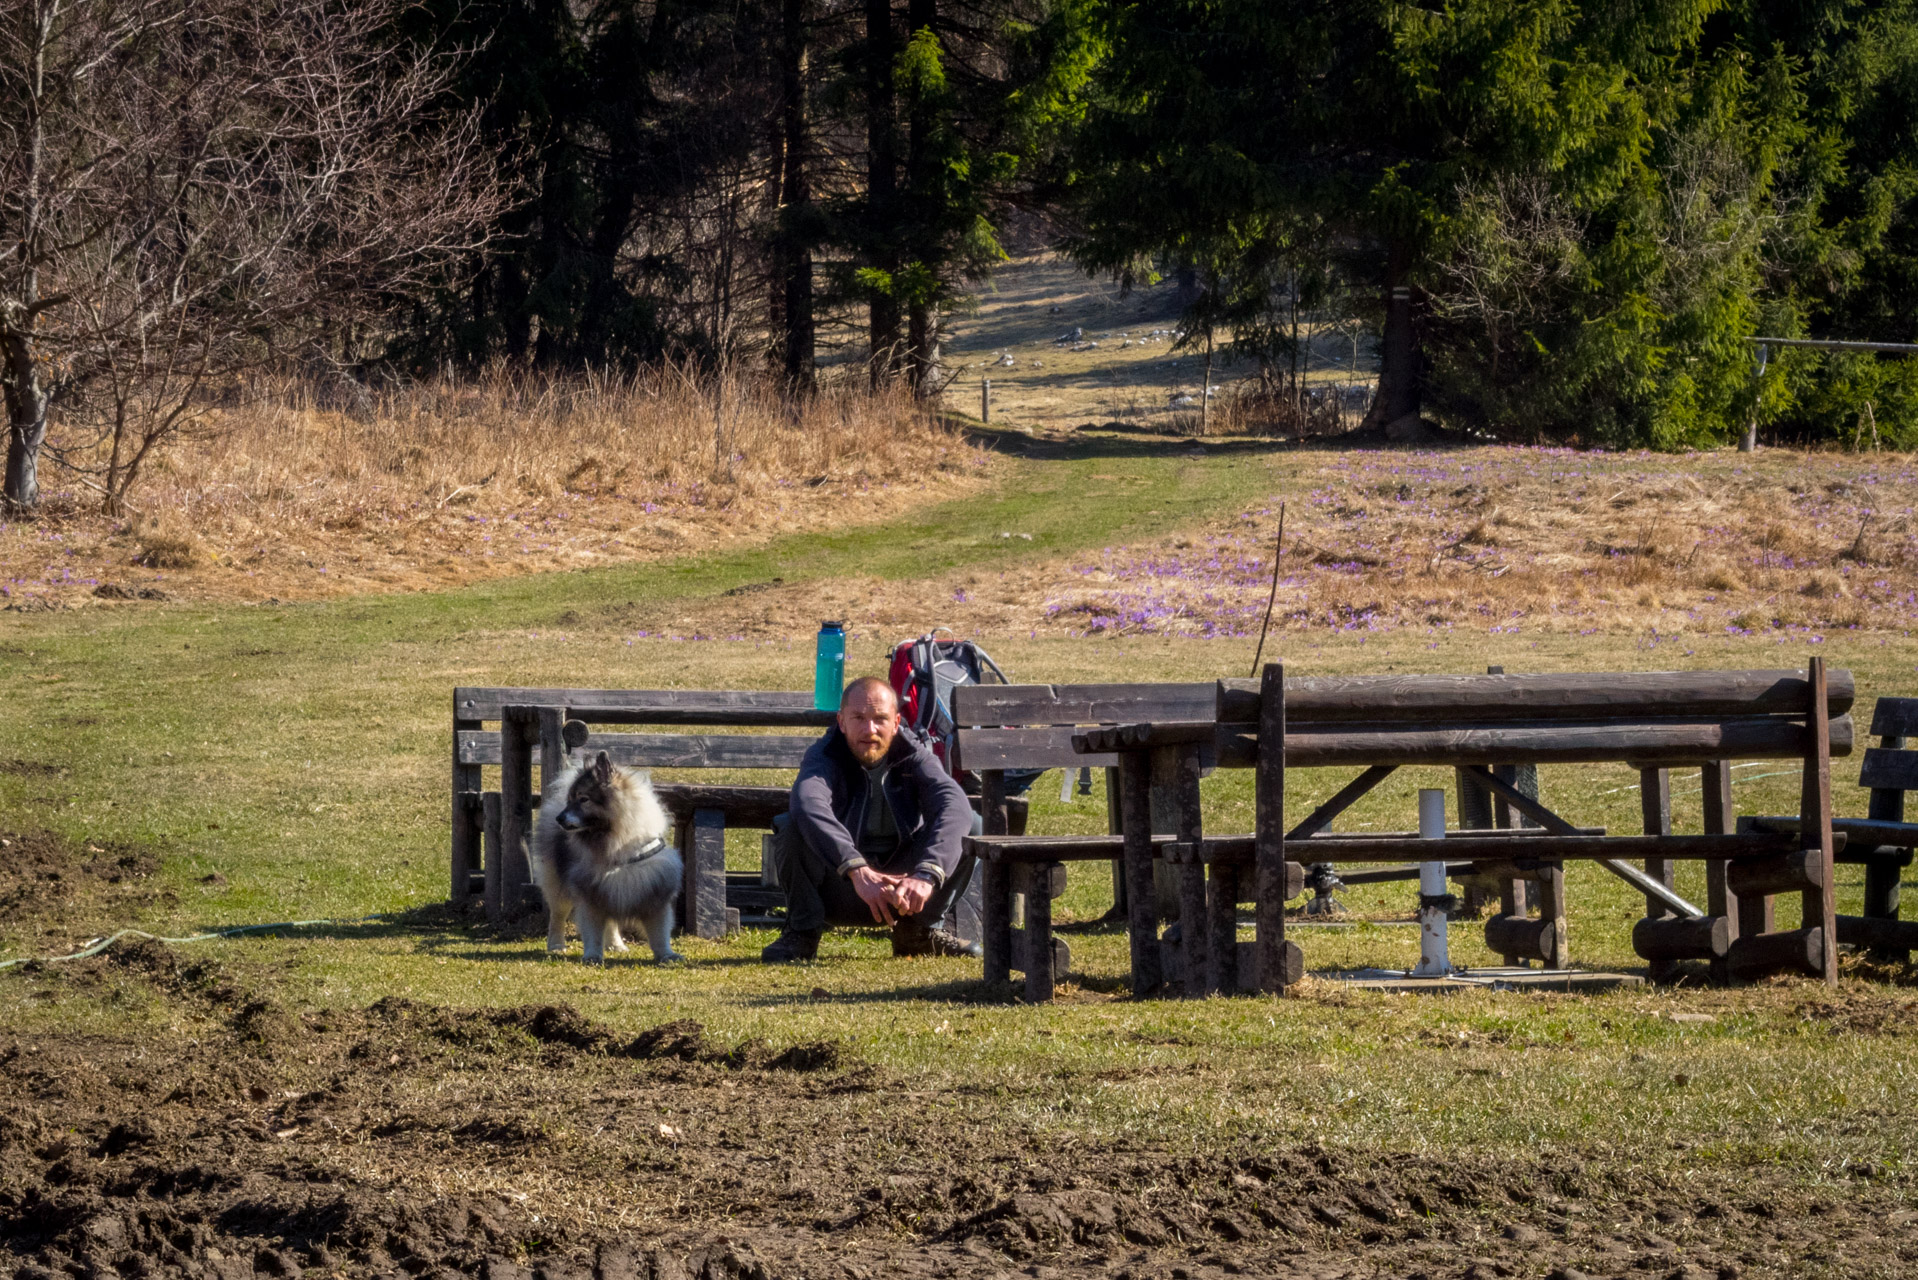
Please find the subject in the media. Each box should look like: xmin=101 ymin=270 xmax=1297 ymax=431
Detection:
xmin=613 ymin=835 xmax=669 ymax=868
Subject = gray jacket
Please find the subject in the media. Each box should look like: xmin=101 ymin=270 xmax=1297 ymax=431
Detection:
xmin=789 ymin=724 xmax=972 ymax=884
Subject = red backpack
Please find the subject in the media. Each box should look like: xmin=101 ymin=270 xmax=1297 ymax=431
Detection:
xmin=886 ymin=631 xmax=1009 ymax=775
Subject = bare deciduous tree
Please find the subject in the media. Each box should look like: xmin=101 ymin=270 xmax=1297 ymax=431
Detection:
xmin=0 ymin=0 xmax=500 ymax=513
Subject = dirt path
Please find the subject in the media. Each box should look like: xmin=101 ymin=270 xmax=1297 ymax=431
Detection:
xmin=3 ymin=942 xmax=1910 ymax=1280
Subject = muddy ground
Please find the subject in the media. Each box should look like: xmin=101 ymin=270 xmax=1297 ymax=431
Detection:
xmin=4 ymin=940 xmax=1914 ymax=1280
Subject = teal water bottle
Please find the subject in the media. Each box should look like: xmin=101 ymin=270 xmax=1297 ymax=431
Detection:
xmin=813 ymin=621 xmax=846 ymax=711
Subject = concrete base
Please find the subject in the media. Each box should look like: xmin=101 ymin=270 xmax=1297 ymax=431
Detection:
xmin=1320 ymin=966 xmax=1643 ymax=994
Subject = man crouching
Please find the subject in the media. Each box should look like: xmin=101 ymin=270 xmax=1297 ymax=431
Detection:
xmin=762 ymin=675 xmax=980 ymax=963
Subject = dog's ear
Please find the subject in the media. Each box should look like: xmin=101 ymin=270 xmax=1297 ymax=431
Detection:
xmin=593 ymin=751 xmax=613 ymax=784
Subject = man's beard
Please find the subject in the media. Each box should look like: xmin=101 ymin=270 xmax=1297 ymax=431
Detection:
xmin=850 ymin=739 xmax=889 ymax=765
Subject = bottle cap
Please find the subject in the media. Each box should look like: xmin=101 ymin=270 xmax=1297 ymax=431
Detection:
xmin=822 ymin=620 xmax=845 ymax=629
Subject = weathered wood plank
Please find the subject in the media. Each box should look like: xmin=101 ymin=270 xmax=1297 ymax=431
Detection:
xmin=459 ymin=730 xmax=816 ymax=769
xmin=951 ymin=682 xmax=1215 ymax=726
xmin=499 ymin=710 xmax=536 ymax=920
xmin=651 ymin=784 xmax=791 ymax=825
xmin=980 ymin=770 xmax=1011 ymax=985
xmin=1868 ymin=696 xmax=1918 ymax=739
xmin=1073 ymin=721 xmax=1215 ymax=753
xmin=481 ymin=790 xmax=503 ymax=921
xmin=1863 ymin=727 xmax=1908 ymax=956
xmin=455 ymin=686 xmax=822 ymax=723
xmin=1217 ymin=668 xmax=1855 ymax=724
xmin=1187 ymin=832 xmax=1803 ymax=864
xmin=685 ymin=809 xmax=730 ymax=940
xmin=1213 ymin=714 xmax=1853 ymax=769
xmin=968 ymin=833 xmax=1173 ymax=862
xmin=951 ymin=727 xmax=1120 ymax=771
xmin=1857 ymin=747 xmax=1918 ymax=791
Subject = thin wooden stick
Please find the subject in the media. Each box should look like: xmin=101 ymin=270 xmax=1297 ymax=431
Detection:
xmin=1249 ymin=501 xmax=1286 ymax=679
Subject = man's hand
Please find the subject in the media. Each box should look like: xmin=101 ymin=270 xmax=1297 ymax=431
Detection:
xmin=849 ymin=866 xmax=901 ymax=925
xmin=886 ymin=875 xmax=933 ymax=918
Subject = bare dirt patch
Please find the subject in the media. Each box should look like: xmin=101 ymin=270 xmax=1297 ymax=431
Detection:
xmin=2 ymin=943 xmax=1911 ymax=1280
xmin=0 ymin=830 xmax=170 ymax=951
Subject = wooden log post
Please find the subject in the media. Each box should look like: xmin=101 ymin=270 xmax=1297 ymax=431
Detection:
xmin=1170 ymin=744 xmax=1210 ymax=996
xmin=685 ymin=808 xmax=730 ymax=939
xmin=1121 ymin=750 xmax=1162 ymax=996
xmin=1485 ymin=913 xmax=1555 ymax=963
xmin=1726 ymin=926 xmax=1825 ymax=980
xmin=1106 ymin=765 xmax=1127 ymax=919
xmin=1640 ymin=767 xmax=1677 ymax=982
xmin=1633 ymin=914 xmax=1732 ymax=962
xmin=498 ymin=707 xmax=537 ymax=920
xmin=1701 ymin=759 xmax=1740 ymax=985
xmin=1255 ymin=663 xmax=1294 ymax=992
xmin=980 ymin=770 xmax=1012 ymax=984
xmin=481 ymin=790 xmax=503 ymax=921
xmin=1802 ymin=656 xmax=1839 ymax=985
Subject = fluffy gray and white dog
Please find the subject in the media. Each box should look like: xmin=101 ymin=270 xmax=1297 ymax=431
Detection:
xmin=531 ymin=751 xmax=683 ymax=963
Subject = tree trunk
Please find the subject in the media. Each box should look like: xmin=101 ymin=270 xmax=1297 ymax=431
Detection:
xmin=775 ymin=0 xmax=815 ymax=392
xmin=902 ymin=0 xmax=938 ymax=396
xmin=1363 ymin=242 xmax=1422 ymax=438
xmin=864 ymin=0 xmax=900 ymax=386
xmin=2 ymin=335 xmax=49 ymax=512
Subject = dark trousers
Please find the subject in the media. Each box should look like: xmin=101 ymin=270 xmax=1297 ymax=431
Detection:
xmin=771 ymin=812 xmax=980 ymax=935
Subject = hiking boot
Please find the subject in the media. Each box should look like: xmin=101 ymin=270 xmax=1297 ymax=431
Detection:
xmin=892 ymin=923 xmax=983 ymax=959
xmin=761 ymin=929 xmax=821 ymax=964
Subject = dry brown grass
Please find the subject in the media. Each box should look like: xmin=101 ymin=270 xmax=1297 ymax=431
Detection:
xmin=619 ymin=441 xmax=1918 ymax=645
xmin=0 ymin=370 xmax=984 ymax=607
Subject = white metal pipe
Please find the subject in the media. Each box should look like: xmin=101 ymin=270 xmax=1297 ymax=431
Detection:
xmin=1413 ymin=788 xmax=1452 ymax=976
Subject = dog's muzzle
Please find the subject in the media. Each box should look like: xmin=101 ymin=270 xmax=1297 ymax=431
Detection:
xmin=555 ymin=808 xmax=586 ymax=832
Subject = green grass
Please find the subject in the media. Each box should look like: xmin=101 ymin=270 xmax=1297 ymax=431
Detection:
xmin=5 ymin=435 xmax=1918 ymax=1194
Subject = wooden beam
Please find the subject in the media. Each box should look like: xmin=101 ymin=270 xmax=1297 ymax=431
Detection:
xmin=1868 ymin=696 xmax=1918 ymax=738
xmin=1213 ymin=714 xmax=1853 ymax=770
xmin=1216 ymin=668 xmax=1855 ymax=725
xmin=980 ymin=771 xmax=1011 ymax=985
xmin=1191 ymin=832 xmax=1798 ymax=864
xmin=460 ymin=730 xmax=817 ymax=770
xmin=1286 ymin=765 xmax=1398 ymax=842
xmin=951 ymin=682 xmax=1215 ymax=726
xmin=456 ymin=686 xmax=824 ymax=723
xmin=1701 ymin=760 xmax=1739 ymax=986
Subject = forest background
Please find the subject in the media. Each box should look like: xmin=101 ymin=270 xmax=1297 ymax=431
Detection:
xmin=6 ymin=0 xmax=1918 ymax=519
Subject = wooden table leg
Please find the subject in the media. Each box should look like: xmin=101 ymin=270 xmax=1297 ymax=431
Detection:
xmin=1024 ymin=861 xmax=1059 ymax=1002
xmin=499 ymin=707 xmax=536 ymax=919
xmin=1121 ymin=750 xmax=1163 ymax=996
xmin=1640 ymin=766 xmax=1675 ymax=982
xmin=1255 ymin=663 xmax=1297 ymax=992
xmin=980 ymin=770 xmax=1012 ymax=985
xmin=1166 ymin=744 xmax=1208 ymax=995
xmin=1803 ymin=656 xmax=1838 ymax=984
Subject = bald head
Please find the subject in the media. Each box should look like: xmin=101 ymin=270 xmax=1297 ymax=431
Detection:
xmin=838 ymin=676 xmax=900 ymax=765
xmin=840 ymin=676 xmax=897 ymax=713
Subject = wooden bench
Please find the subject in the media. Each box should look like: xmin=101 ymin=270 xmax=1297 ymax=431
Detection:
xmin=1749 ymin=694 xmax=1918 ymax=963
xmin=450 ymin=687 xmax=829 ymax=938
xmin=953 ymin=682 xmax=1248 ymax=1002
xmin=1078 ymin=663 xmax=1855 ymax=996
